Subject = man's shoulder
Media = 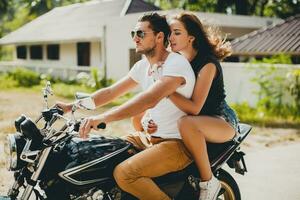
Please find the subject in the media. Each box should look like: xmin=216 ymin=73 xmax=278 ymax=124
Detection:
xmin=166 ymin=52 xmax=190 ymax=66
xmin=168 ymin=52 xmax=187 ymax=60
xmin=129 ymin=57 xmax=148 ymax=80
xmin=135 ymin=57 xmax=148 ymax=66
xmin=164 ymin=52 xmax=192 ymax=72
xmin=130 ymin=57 xmax=148 ymax=73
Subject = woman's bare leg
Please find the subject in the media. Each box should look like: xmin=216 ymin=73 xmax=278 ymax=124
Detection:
xmin=177 ymin=115 xmax=235 ymax=181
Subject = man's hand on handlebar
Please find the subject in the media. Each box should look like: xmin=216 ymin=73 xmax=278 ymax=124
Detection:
xmin=55 ymin=101 xmax=73 ymax=113
xmin=79 ymin=115 xmax=106 ymax=139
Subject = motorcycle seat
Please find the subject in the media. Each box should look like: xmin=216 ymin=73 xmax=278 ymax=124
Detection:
xmin=153 ymin=123 xmax=252 ymax=183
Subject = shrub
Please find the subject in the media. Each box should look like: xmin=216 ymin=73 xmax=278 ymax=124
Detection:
xmin=250 ymin=54 xmax=299 ymax=117
xmin=52 ymin=83 xmax=94 ymax=99
xmin=288 ymin=69 xmax=300 ymax=116
xmin=0 ymin=73 xmax=18 ymax=89
xmin=231 ymin=102 xmax=300 ymax=128
xmin=90 ymin=67 xmax=101 ymax=89
xmin=89 ymin=67 xmax=114 ymax=89
xmin=8 ymin=67 xmax=40 ymax=87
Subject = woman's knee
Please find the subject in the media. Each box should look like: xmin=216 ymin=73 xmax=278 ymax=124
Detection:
xmin=177 ymin=116 xmax=205 ymax=138
xmin=178 ymin=116 xmax=198 ymax=132
xmin=177 ymin=116 xmax=191 ymax=130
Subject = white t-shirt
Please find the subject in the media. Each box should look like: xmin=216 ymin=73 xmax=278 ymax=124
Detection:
xmin=129 ymin=52 xmax=195 ymax=139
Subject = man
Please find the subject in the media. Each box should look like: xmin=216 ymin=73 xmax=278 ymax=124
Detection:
xmin=58 ymin=13 xmax=195 ymax=200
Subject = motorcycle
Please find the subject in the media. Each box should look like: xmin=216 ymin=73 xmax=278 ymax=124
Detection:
xmin=2 ymin=82 xmax=251 ymax=200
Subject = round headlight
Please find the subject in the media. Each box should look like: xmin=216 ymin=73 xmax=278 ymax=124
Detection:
xmin=4 ymin=133 xmax=26 ymax=171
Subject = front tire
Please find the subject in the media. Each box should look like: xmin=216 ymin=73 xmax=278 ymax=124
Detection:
xmin=216 ymin=169 xmax=241 ymax=200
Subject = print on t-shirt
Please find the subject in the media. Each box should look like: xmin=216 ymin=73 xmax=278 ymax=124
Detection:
xmin=148 ymin=61 xmax=164 ymax=82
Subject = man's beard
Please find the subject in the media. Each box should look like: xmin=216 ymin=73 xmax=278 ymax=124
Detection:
xmin=137 ymin=44 xmax=156 ymax=58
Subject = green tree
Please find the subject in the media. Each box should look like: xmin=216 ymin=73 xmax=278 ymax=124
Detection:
xmin=23 ymin=0 xmax=89 ymax=16
xmin=146 ymin=0 xmax=300 ymax=18
xmin=263 ymin=0 xmax=300 ymax=18
xmin=0 ymin=1 xmax=9 ymax=18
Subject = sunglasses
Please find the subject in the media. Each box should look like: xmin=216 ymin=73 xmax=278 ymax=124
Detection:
xmin=131 ymin=30 xmax=155 ymax=39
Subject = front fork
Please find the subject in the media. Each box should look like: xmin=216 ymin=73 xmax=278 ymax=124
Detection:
xmin=8 ymin=147 xmax=52 ymax=200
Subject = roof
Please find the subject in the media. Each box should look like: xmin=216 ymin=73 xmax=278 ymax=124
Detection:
xmin=231 ymin=15 xmax=300 ymax=56
xmin=122 ymin=0 xmax=160 ymax=15
xmin=0 ymin=0 xmax=160 ymax=45
xmin=0 ymin=0 xmax=282 ymax=45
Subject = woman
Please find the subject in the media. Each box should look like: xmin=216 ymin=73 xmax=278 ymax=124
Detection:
xmin=132 ymin=12 xmax=239 ymax=200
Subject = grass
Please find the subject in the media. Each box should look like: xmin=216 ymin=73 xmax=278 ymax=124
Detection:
xmin=231 ymin=103 xmax=300 ymax=128
xmin=0 ymin=77 xmax=135 ymax=107
xmin=52 ymin=83 xmax=95 ymax=99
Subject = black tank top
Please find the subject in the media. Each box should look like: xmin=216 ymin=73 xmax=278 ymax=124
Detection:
xmin=190 ymin=53 xmax=226 ymax=116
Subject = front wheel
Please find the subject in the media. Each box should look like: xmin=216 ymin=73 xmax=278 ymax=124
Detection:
xmin=216 ymin=169 xmax=241 ymax=200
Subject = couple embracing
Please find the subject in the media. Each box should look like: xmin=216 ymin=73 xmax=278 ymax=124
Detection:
xmin=58 ymin=12 xmax=239 ymax=200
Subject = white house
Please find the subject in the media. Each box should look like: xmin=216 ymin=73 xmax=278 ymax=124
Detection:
xmin=0 ymin=0 xmax=283 ymax=79
xmin=0 ymin=0 xmax=287 ymax=105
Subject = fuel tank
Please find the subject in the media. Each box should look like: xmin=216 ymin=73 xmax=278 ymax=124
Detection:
xmin=42 ymin=135 xmax=133 ymax=187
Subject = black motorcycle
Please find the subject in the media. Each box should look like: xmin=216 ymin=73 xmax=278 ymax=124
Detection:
xmin=2 ymin=82 xmax=251 ymax=200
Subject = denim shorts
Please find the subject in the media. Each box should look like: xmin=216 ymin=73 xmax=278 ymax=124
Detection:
xmin=217 ymin=100 xmax=240 ymax=133
xmin=206 ymin=101 xmax=240 ymax=161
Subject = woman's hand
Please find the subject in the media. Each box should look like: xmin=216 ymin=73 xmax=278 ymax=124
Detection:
xmin=147 ymin=119 xmax=157 ymax=134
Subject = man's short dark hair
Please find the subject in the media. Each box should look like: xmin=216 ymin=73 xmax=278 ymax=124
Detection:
xmin=138 ymin=12 xmax=170 ymax=47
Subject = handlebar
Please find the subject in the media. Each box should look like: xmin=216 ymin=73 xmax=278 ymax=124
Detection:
xmin=73 ymin=122 xmax=106 ymax=132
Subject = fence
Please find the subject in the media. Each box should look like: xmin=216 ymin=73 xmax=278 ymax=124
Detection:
xmin=0 ymin=61 xmax=91 ymax=80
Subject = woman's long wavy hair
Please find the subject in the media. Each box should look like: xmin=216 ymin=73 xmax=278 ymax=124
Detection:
xmin=173 ymin=12 xmax=232 ymax=60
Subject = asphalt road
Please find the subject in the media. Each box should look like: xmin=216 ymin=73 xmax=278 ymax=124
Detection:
xmin=225 ymin=142 xmax=300 ymax=200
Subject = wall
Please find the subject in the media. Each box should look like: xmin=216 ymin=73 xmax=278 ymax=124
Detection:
xmin=105 ymin=14 xmax=140 ymax=79
xmin=222 ymin=62 xmax=300 ymax=106
xmin=91 ymin=41 xmax=101 ymax=68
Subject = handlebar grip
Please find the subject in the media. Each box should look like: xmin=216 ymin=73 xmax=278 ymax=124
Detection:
xmin=97 ymin=122 xmax=106 ymax=129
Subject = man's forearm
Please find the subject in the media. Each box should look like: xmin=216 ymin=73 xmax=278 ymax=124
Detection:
xmin=92 ymin=87 xmax=117 ymax=107
xmin=91 ymin=76 xmax=138 ymax=108
xmin=101 ymin=76 xmax=183 ymax=123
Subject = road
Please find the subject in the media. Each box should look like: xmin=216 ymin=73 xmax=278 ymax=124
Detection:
xmin=225 ymin=142 xmax=300 ymax=200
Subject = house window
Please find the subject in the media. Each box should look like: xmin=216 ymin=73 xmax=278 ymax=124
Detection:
xmin=129 ymin=49 xmax=142 ymax=69
xmin=47 ymin=44 xmax=59 ymax=60
xmin=16 ymin=46 xmax=27 ymax=59
xmin=77 ymin=42 xmax=90 ymax=66
xmin=292 ymin=56 xmax=300 ymax=64
xmin=30 ymin=45 xmax=43 ymax=60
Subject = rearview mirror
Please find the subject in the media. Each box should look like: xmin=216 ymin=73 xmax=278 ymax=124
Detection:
xmin=75 ymin=92 xmax=90 ymax=100
xmin=76 ymin=96 xmax=96 ymax=110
